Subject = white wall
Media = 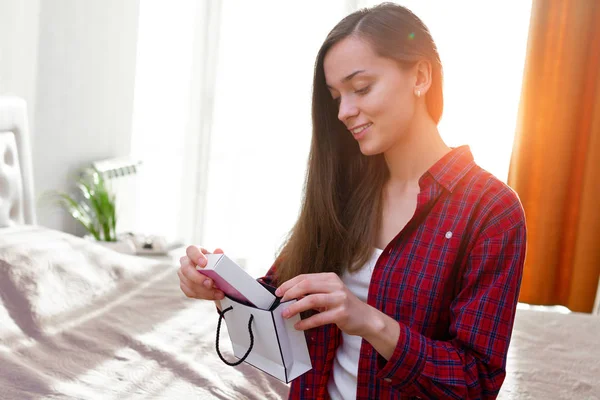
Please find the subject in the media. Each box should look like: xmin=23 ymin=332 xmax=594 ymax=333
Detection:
xmin=32 ymin=0 xmax=140 ymax=233
xmin=0 ymin=0 xmax=141 ymax=234
xmin=0 ymin=0 xmax=41 ymax=133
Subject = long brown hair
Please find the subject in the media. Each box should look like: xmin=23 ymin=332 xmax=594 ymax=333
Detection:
xmin=275 ymin=3 xmax=444 ymax=285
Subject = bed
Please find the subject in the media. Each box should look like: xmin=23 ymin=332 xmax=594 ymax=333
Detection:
xmin=0 ymin=96 xmax=288 ymax=399
xmin=1 ymin=96 xmax=599 ymax=399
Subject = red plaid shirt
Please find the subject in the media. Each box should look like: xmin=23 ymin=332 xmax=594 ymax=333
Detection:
xmin=261 ymin=146 xmax=526 ymax=399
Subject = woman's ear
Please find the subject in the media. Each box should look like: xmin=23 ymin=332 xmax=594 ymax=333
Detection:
xmin=414 ymin=60 xmax=433 ymax=97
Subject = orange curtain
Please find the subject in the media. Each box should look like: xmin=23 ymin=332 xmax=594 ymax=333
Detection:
xmin=508 ymin=0 xmax=600 ymax=313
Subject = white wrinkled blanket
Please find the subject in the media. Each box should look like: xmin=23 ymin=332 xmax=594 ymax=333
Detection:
xmin=0 ymin=225 xmax=289 ymax=399
xmin=0 ymin=226 xmax=599 ymax=399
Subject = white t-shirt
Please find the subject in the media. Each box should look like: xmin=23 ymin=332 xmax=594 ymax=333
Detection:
xmin=327 ymin=248 xmax=384 ymax=400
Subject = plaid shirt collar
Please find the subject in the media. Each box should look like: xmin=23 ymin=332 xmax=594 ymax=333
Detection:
xmin=419 ymin=145 xmax=477 ymax=193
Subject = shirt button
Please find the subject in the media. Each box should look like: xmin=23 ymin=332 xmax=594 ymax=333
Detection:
xmin=445 ymin=231 xmax=453 ymax=239
xmin=384 ymin=378 xmax=392 ymax=383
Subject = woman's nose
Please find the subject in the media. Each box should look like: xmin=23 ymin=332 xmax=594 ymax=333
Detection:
xmin=337 ymin=97 xmax=359 ymax=122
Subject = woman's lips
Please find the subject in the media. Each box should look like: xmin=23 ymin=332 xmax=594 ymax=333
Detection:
xmin=351 ymin=122 xmax=372 ymax=140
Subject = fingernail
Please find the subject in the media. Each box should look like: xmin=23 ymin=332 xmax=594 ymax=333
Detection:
xmin=198 ymin=258 xmax=206 ymax=267
xmin=282 ymin=310 xmax=289 ymax=318
xmin=203 ymin=279 xmax=212 ymax=288
xmin=275 ymin=288 xmax=282 ymax=296
xmin=216 ymin=291 xmax=224 ymax=300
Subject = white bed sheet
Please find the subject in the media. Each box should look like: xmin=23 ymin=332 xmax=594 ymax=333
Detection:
xmin=501 ymin=307 xmax=600 ymax=399
xmin=0 ymin=226 xmax=598 ymax=399
xmin=0 ymin=226 xmax=288 ymax=399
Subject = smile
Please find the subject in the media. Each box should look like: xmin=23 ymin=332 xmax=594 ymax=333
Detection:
xmin=350 ymin=123 xmax=372 ymax=135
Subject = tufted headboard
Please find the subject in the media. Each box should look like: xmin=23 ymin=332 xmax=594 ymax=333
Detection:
xmin=0 ymin=96 xmax=36 ymax=227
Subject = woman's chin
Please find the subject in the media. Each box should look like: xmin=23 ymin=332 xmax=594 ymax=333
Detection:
xmin=358 ymin=141 xmax=382 ymax=156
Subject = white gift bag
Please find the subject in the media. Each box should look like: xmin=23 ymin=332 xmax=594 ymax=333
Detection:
xmin=216 ymin=294 xmax=313 ymax=383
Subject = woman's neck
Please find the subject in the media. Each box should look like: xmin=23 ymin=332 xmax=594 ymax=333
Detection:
xmin=384 ymin=114 xmax=450 ymax=185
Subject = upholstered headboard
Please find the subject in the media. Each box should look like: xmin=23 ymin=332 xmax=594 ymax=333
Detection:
xmin=0 ymin=96 xmax=36 ymax=227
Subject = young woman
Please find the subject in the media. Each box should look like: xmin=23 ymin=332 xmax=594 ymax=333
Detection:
xmin=178 ymin=3 xmax=526 ymax=399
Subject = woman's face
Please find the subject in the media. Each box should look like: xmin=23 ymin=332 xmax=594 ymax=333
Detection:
xmin=324 ymin=36 xmax=418 ymax=156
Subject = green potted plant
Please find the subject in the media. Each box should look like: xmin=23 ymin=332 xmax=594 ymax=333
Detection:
xmin=43 ymin=167 xmax=135 ymax=253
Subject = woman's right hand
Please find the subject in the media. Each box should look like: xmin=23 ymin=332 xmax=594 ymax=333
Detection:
xmin=178 ymin=245 xmax=225 ymax=302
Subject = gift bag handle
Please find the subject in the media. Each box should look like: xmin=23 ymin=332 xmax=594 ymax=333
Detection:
xmin=215 ymin=306 xmax=255 ymax=366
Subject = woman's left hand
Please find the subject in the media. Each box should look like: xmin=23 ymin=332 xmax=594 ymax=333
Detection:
xmin=275 ymin=272 xmax=372 ymax=336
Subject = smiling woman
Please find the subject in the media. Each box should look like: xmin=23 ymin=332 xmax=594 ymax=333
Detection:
xmin=180 ymin=3 xmax=528 ymax=400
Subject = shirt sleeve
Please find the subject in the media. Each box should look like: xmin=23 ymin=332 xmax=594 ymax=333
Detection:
xmin=376 ymin=222 xmax=527 ymax=399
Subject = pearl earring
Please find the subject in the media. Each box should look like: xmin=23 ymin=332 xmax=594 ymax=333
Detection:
xmin=416 ymin=89 xmax=421 ymax=98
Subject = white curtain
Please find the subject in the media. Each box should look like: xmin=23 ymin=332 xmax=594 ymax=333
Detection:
xmin=201 ymin=1 xmax=353 ymax=273
xmin=131 ymin=0 xmax=532 ymax=276
xmin=130 ymin=0 xmax=221 ymax=246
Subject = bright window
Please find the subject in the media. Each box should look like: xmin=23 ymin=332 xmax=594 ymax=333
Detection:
xmin=132 ymin=1 xmax=532 ymax=276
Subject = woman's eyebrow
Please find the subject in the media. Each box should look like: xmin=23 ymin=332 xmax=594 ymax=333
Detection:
xmin=326 ymin=69 xmax=367 ymax=89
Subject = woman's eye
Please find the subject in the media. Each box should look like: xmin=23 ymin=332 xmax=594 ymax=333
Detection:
xmin=332 ymin=85 xmax=370 ymax=106
xmin=355 ymin=86 xmax=371 ymax=95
